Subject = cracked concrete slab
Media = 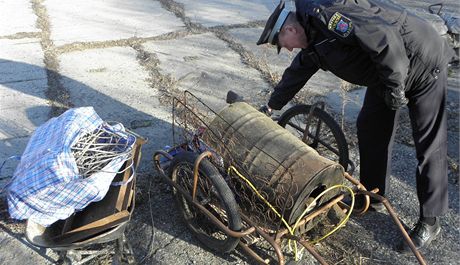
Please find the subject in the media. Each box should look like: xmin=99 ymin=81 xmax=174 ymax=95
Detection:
xmin=174 ymin=0 xmax=275 ymax=27
xmin=0 ymin=0 xmax=37 ymax=36
xmin=0 ymin=39 xmax=45 ymax=83
xmin=58 ymin=46 xmax=172 ymax=171
xmin=0 ymin=38 xmax=48 ymax=138
xmin=45 ymin=0 xmax=186 ymax=46
xmin=143 ymin=32 xmax=271 ymax=111
xmin=0 ymin=93 xmax=49 ymax=139
xmin=0 ymin=38 xmax=49 ymax=182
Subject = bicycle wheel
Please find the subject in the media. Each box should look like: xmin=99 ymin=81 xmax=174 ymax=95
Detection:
xmin=169 ymin=151 xmax=242 ymax=253
xmin=277 ymin=104 xmax=349 ymax=170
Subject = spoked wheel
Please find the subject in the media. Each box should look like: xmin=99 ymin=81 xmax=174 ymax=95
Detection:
xmin=169 ymin=151 xmax=242 ymax=253
xmin=278 ymin=104 xmax=349 ymax=170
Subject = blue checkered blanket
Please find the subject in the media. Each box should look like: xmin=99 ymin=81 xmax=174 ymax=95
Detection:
xmin=7 ymin=107 xmax=135 ymax=226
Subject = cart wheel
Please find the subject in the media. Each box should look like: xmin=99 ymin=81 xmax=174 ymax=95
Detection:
xmin=278 ymin=104 xmax=349 ymax=170
xmin=169 ymin=151 xmax=242 ymax=253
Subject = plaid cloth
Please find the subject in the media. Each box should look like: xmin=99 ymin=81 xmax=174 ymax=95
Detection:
xmin=7 ymin=107 xmax=135 ymax=227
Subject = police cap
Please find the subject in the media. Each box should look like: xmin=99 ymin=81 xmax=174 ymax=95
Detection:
xmin=257 ymin=1 xmax=290 ymax=54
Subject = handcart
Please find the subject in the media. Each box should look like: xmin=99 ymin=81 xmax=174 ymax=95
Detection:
xmin=153 ymin=91 xmax=426 ymax=265
xmin=25 ymin=132 xmax=146 ymax=265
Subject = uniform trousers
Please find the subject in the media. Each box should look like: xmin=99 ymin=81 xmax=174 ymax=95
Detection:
xmin=356 ymin=65 xmax=448 ymax=218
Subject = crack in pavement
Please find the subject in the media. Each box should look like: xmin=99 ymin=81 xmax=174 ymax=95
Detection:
xmin=27 ymin=0 xmax=271 ymax=117
xmin=209 ymin=20 xmax=266 ymax=31
xmin=211 ymin=28 xmax=280 ymax=87
xmin=25 ymin=0 xmax=276 ymax=117
xmin=155 ymin=0 xmax=207 ymax=33
xmin=152 ymin=0 xmax=278 ymax=101
xmin=131 ymin=43 xmax=182 ymax=106
xmin=0 ymin=32 xmax=41 ymax=40
xmin=54 ymin=29 xmax=192 ymax=55
xmin=31 ymin=0 xmax=73 ymax=118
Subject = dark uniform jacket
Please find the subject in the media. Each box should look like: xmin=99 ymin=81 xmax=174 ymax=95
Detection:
xmin=268 ymin=0 xmax=454 ymax=110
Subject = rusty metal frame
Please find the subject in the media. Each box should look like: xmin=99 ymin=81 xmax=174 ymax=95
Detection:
xmin=153 ymin=151 xmax=427 ymax=265
xmin=153 ymin=91 xmax=426 ymax=265
xmin=192 ymin=151 xmax=212 ymax=201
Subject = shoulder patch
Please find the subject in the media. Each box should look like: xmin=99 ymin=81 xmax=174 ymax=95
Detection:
xmin=327 ymin=12 xmax=353 ymax=37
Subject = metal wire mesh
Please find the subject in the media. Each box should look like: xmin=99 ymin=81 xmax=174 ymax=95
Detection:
xmin=171 ymin=92 xmax=301 ymax=231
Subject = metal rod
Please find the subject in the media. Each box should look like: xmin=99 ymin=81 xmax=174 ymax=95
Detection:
xmin=343 ymin=172 xmax=364 ymax=189
xmin=192 ymin=151 xmax=213 ymax=201
xmin=359 ymin=190 xmax=427 ymax=265
xmin=238 ymin=242 xmax=269 ymax=264
xmin=343 ymin=172 xmax=370 ymax=214
xmin=297 ymin=239 xmax=329 ymax=265
xmin=153 ymin=150 xmax=174 ymax=176
xmin=240 ymin=213 xmax=285 ymax=265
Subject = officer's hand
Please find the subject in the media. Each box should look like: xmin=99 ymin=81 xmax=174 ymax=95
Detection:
xmin=258 ymin=105 xmax=273 ymax=116
xmin=383 ymin=89 xmax=409 ymax=110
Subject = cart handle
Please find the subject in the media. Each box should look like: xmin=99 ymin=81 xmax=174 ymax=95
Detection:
xmin=153 ymin=150 xmax=173 ymax=176
xmin=192 ymin=151 xmax=212 ymax=201
xmin=359 ymin=190 xmax=427 ymax=265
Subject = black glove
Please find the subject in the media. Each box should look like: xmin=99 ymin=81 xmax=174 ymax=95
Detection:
xmin=258 ymin=105 xmax=273 ymax=116
xmin=383 ymin=89 xmax=409 ymax=110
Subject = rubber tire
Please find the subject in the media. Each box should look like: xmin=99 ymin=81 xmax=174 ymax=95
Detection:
xmin=169 ymin=151 xmax=242 ymax=253
xmin=277 ymin=104 xmax=349 ymax=170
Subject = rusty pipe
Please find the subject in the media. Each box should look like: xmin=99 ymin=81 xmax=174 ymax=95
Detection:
xmin=343 ymin=172 xmax=375 ymax=214
xmin=240 ymin=213 xmax=285 ymax=265
xmin=282 ymin=234 xmax=329 ymax=264
xmin=238 ymin=242 xmax=269 ymax=264
xmin=192 ymin=151 xmax=213 ymax=201
xmin=299 ymin=239 xmax=328 ymax=265
xmin=153 ymin=150 xmax=174 ymax=176
xmin=343 ymin=172 xmax=363 ymax=188
xmin=298 ymin=239 xmax=329 ymax=265
xmin=359 ymin=190 xmax=427 ymax=265
xmin=281 ymin=234 xmax=329 ymax=265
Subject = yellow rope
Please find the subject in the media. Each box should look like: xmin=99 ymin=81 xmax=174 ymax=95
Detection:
xmin=227 ymin=166 xmax=300 ymax=257
xmin=227 ymin=166 xmax=354 ymax=261
xmin=290 ymin=185 xmax=355 ymax=259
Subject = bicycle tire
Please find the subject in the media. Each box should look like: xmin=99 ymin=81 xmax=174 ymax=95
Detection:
xmin=277 ymin=104 xmax=349 ymax=170
xmin=169 ymin=151 xmax=242 ymax=253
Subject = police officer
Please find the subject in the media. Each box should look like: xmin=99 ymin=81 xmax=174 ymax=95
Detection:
xmin=257 ymin=0 xmax=454 ymax=252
